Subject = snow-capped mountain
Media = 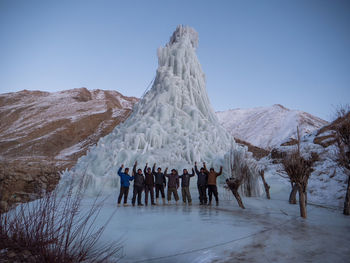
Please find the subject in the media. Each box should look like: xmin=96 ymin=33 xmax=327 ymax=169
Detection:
xmin=0 ymin=88 xmax=138 ymax=168
xmin=62 ymin=25 xmax=261 ymax=196
xmin=216 ymin=104 xmax=328 ymax=149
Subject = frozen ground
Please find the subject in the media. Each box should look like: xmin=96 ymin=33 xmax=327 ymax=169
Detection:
xmin=81 ymin=173 xmax=350 ymax=263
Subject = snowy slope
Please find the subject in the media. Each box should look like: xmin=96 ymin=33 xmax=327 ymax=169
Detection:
xmin=259 ymin=125 xmax=347 ymax=207
xmin=0 ymin=88 xmax=138 ymax=167
xmin=62 ymin=25 xmax=261 ymax=196
xmin=216 ymin=104 xmax=328 ymax=149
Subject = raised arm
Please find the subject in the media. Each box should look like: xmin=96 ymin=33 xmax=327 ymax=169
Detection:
xmin=152 ymin=163 xmax=156 ymax=175
xmin=164 ymin=168 xmax=169 ymax=178
xmin=194 ymin=162 xmax=200 ymax=175
xmin=190 ymin=168 xmax=195 ymax=177
xmin=133 ymin=161 xmax=137 ymax=176
xmin=118 ymin=166 xmax=123 ymax=176
xmin=217 ymin=166 xmax=223 ymax=177
xmin=144 ymin=163 xmax=148 ymax=175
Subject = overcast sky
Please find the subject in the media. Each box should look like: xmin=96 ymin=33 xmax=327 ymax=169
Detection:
xmin=1 ymin=0 xmax=349 ymax=121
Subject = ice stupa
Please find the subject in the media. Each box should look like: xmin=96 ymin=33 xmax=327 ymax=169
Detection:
xmin=62 ymin=25 xmax=261 ymax=196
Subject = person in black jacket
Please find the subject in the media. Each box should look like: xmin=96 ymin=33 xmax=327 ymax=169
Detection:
xmin=144 ymin=163 xmax=156 ymax=206
xmin=131 ymin=161 xmax=145 ymax=206
xmin=152 ymin=163 xmax=166 ymax=205
xmin=195 ymin=162 xmax=208 ymax=205
xmin=179 ymin=168 xmax=195 ymax=205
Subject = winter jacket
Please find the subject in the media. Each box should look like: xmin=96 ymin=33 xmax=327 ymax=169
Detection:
xmin=195 ymin=165 xmax=208 ymax=186
xmin=164 ymin=169 xmax=179 ymax=188
xmin=207 ymin=167 xmax=223 ymax=185
xmin=118 ymin=167 xmax=134 ymax=187
xmin=179 ymin=169 xmax=195 ymax=187
xmin=133 ymin=164 xmax=145 ymax=187
xmin=144 ymin=165 xmax=155 ymax=186
xmin=152 ymin=165 xmax=166 ymax=186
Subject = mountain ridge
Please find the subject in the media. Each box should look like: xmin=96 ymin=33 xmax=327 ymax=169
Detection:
xmin=216 ymin=104 xmax=328 ymax=149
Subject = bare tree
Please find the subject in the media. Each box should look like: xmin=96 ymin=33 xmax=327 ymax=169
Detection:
xmin=225 ymin=147 xmax=256 ymax=209
xmin=334 ymin=106 xmax=350 ymax=215
xmin=259 ymin=170 xmax=270 ymax=199
xmin=281 ymin=127 xmax=315 ymax=219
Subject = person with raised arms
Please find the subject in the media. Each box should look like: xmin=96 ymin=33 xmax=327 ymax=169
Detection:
xmin=152 ymin=163 xmax=166 ymax=205
xmin=204 ymin=163 xmax=223 ymax=206
xmin=179 ymin=168 xmax=195 ymax=205
xmin=117 ymin=164 xmax=134 ymax=206
xmin=195 ymin=162 xmax=208 ymax=205
xmin=131 ymin=161 xmax=145 ymax=206
xmin=164 ymin=168 xmax=180 ymax=205
xmin=144 ymin=163 xmax=156 ymax=206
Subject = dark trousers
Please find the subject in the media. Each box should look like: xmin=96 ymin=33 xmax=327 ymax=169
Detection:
xmin=145 ymin=185 xmax=155 ymax=204
xmin=198 ymin=185 xmax=207 ymax=204
xmin=167 ymin=187 xmax=179 ymax=201
xmin=132 ymin=185 xmax=143 ymax=205
xmin=155 ymin=184 xmax=165 ymax=198
xmin=118 ymin=186 xmax=129 ymax=204
xmin=208 ymin=185 xmax=219 ymax=202
xmin=181 ymin=186 xmax=192 ymax=203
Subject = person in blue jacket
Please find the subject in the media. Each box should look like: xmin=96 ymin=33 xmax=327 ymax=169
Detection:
xmin=117 ymin=164 xmax=134 ymax=206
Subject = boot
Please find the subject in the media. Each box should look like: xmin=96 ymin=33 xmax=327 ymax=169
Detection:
xmin=156 ymin=198 xmax=159 ymax=204
xmin=208 ymin=201 xmax=212 ymax=206
xmin=162 ymin=198 xmax=166 ymax=205
xmin=188 ymin=201 xmax=192 ymax=206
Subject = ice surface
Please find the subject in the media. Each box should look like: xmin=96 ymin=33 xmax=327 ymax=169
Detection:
xmin=61 ymin=25 xmax=261 ymax=196
xmin=78 ymin=172 xmax=350 ymax=263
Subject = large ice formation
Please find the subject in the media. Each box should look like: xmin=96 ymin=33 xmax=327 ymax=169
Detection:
xmin=61 ymin=25 xmax=261 ymax=196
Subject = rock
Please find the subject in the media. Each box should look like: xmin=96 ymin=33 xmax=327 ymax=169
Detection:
xmin=0 ymin=201 xmax=8 ymax=212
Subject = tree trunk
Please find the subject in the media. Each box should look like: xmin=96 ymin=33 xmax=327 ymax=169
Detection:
xmin=231 ymin=189 xmax=245 ymax=209
xmin=226 ymin=179 xmax=245 ymax=209
xmin=344 ymin=175 xmax=350 ymax=215
xmin=260 ymin=172 xmax=270 ymax=199
xmin=289 ymin=183 xmax=298 ymax=204
xmin=298 ymin=184 xmax=307 ymax=218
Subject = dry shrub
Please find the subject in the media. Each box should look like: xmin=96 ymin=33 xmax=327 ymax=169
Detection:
xmin=0 ymin=174 xmax=122 ymax=262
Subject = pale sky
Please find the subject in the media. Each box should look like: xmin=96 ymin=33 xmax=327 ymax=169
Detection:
xmin=1 ymin=0 xmax=349 ymax=121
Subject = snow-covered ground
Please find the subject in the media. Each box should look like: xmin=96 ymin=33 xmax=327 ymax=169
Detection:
xmin=257 ymin=128 xmax=348 ymax=208
xmin=217 ymin=105 xmax=328 ymax=149
xmin=78 ymin=171 xmax=349 ymax=263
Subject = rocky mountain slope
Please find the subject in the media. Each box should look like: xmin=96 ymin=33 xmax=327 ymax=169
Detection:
xmin=216 ymin=104 xmax=328 ymax=149
xmin=0 ymin=88 xmax=138 ymax=211
xmin=0 ymin=88 xmax=138 ymax=167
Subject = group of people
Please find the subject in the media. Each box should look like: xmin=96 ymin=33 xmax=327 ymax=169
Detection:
xmin=117 ymin=161 xmax=223 ymax=206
